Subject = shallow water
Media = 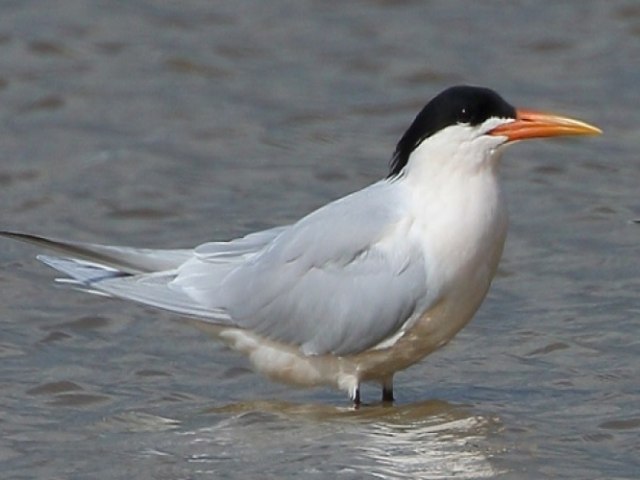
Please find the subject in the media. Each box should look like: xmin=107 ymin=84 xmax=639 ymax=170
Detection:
xmin=0 ymin=1 xmax=638 ymax=478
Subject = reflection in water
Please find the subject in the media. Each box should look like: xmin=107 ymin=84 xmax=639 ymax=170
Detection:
xmin=147 ymin=400 xmax=501 ymax=479
xmin=351 ymin=413 xmax=497 ymax=479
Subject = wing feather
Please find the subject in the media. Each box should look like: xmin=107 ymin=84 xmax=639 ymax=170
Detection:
xmin=5 ymin=181 xmax=431 ymax=357
xmin=0 ymin=231 xmax=190 ymax=273
xmin=174 ymin=181 xmax=430 ymax=355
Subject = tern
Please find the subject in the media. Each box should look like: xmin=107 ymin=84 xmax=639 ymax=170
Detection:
xmin=1 ymin=86 xmax=600 ymax=404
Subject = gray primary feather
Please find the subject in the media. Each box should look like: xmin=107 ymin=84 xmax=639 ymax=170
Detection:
xmin=1 ymin=180 xmax=432 ymax=356
xmin=36 ymin=255 xmax=219 ymax=319
xmin=194 ymin=226 xmax=288 ymax=261
xmin=0 ymin=231 xmax=191 ymax=273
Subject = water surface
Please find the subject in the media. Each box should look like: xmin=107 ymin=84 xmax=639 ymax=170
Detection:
xmin=0 ymin=1 xmax=638 ymax=478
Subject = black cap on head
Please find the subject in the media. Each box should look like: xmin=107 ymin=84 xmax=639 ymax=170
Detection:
xmin=389 ymin=86 xmax=517 ymax=177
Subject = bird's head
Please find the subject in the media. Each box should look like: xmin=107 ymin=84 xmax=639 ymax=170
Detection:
xmin=389 ymin=85 xmax=601 ymax=178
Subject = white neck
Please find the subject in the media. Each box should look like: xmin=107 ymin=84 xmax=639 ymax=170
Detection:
xmin=397 ymin=124 xmax=510 ymax=298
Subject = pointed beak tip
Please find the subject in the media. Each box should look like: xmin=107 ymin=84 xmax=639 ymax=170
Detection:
xmin=557 ymin=115 xmax=602 ymax=137
xmin=587 ymin=124 xmax=603 ymax=136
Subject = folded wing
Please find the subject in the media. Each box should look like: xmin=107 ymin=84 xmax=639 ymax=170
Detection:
xmin=3 ymin=181 xmax=431 ymax=356
xmin=172 ymin=181 xmax=430 ymax=355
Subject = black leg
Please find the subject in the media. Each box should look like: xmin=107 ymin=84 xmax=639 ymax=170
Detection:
xmin=353 ymin=387 xmax=361 ymax=406
xmin=381 ymin=386 xmax=394 ymax=402
xmin=381 ymin=378 xmax=394 ymax=402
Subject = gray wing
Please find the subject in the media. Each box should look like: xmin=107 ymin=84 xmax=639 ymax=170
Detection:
xmin=172 ymin=181 xmax=430 ymax=356
xmin=6 ymin=182 xmax=431 ymax=356
xmin=193 ymin=226 xmax=288 ymax=261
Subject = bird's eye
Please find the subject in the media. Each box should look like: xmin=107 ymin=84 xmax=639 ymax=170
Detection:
xmin=458 ymin=107 xmax=472 ymax=124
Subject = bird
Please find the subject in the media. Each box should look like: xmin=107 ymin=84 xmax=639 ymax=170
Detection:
xmin=1 ymin=86 xmax=601 ymax=405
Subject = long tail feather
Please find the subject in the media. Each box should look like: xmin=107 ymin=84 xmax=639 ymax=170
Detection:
xmin=0 ymin=231 xmax=191 ymax=273
xmin=1 ymin=231 xmax=230 ymax=323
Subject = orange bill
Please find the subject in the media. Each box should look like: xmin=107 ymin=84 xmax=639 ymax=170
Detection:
xmin=489 ymin=109 xmax=602 ymax=141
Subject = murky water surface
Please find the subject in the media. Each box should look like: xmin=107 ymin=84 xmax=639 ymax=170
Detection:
xmin=0 ymin=1 xmax=638 ymax=478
